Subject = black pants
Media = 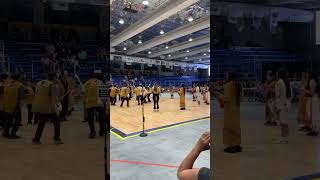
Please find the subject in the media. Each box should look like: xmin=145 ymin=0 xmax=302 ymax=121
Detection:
xmin=60 ymin=95 xmax=69 ymax=121
xmin=147 ymin=94 xmax=151 ymax=102
xmin=3 ymin=111 xmax=22 ymax=136
xmin=110 ymin=97 xmax=116 ymax=105
xmin=153 ymin=94 xmax=159 ymax=109
xmin=87 ymin=107 xmax=105 ymax=135
xmin=27 ymin=104 xmax=33 ymax=123
xmin=137 ymin=95 xmax=142 ymax=105
xmin=120 ymin=97 xmax=129 ymax=107
xmin=33 ymin=113 xmax=60 ymax=141
xmin=0 ymin=110 xmax=6 ymax=128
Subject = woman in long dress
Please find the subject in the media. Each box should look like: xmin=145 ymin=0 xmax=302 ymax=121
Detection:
xmin=305 ymin=73 xmax=319 ymax=136
xmin=178 ymin=84 xmax=186 ymax=110
xmin=298 ymin=72 xmax=309 ymax=131
xmin=214 ymin=72 xmax=241 ymax=153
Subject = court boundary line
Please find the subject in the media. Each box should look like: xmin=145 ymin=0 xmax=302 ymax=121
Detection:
xmin=110 ymin=116 xmax=210 ymax=140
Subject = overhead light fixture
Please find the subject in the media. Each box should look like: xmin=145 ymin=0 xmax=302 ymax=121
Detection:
xmin=203 ymin=53 xmax=207 ymax=56
xmin=185 ymin=57 xmax=188 ymax=60
xmin=199 ymin=59 xmax=202 ymax=61
xmin=123 ymin=47 xmax=127 ymax=51
xmin=188 ymin=16 xmax=194 ymax=22
xmin=165 ymin=45 xmax=169 ymax=49
xmin=186 ymin=50 xmax=190 ymax=53
xmin=138 ymin=39 xmax=142 ymax=44
xmin=160 ymin=29 xmax=165 ymax=35
xmin=168 ymin=54 xmax=171 ymax=57
xmin=189 ymin=37 xmax=193 ymax=42
xmin=142 ymin=0 xmax=149 ymax=5
xmin=119 ymin=18 xmax=124 ymax=24
xmin=148 ymin=51 xmax=152 ymax=54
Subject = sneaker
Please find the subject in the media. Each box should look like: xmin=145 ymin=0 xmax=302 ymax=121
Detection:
xmin=32 ymin=139 xmax=41 ymax=144
xmin=224 ymin=146 xmax=237 ymax=153
xmin=89 ymin=133 xmax=96 ymax=139
xmin=270 ymin=122 xmax=278 ymax=126
xmin=264 ymin=121 xmax=271 ymax=125
xmin=54 ymin=139 xmax=64 ymax=145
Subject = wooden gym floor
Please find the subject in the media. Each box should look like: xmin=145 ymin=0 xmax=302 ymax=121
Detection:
xmin=110 ymin=93 xmax=210 ymax=138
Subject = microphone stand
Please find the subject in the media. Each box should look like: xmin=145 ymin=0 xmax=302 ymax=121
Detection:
xmin=139 ymin=88 xmax=147 ymax=137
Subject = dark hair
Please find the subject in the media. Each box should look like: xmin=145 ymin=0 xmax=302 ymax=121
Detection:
xmin=47 ymin=72 xmax=57 ymax=81
xmin=0 ymin=74 xmax=8 ymax=82
xmin=278 ymin=69 xmax=291 ymax=98
xmin=11 ymin=73 xmax=21 ymax=81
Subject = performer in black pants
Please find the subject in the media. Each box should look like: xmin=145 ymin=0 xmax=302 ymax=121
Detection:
xmin=152 ymin=83 xmax=161 ymax=111
xmin=33 ymin=113 xmax=61 ymax=143
xmin=87 ymin=107 xmax=105 ymax=137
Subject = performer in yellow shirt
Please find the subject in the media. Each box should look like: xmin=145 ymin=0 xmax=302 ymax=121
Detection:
xmin=120 ymin=85 xmax=129 ymax=107
xmin=110 ymin=84 xmax=117 ymax=105
xmin=152 ymin=83 xmax=161 ymax=111
xmin=135 ymin=84 xmax=142 ymax=105
xmin=83 ymin=72 xmax=105 ymax=138
xmin=2 ymin=73 xmax=25 ymax=139
xmin=32 ymin=72 xmax=63 ymax=144
xmin=178 ymin=84 xmax=186 ymax=110
xmin=0 ymin=73 xmax=8 ymax=128
xmin=169 ymin=84 xmax=175 ymax=99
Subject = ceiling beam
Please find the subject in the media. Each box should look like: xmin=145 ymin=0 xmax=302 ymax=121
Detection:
xmin=127 ymin=16 xmax=210 ymax=55
xmin=181 ymin=54 xmax=210 ymax=62
xmin=148 ymin=34 xmax=210 ymax=58
xmin=110 ymin=0 xmax=200 ymax=47
xmin=167 ymin=44 xmax=210 ymax=60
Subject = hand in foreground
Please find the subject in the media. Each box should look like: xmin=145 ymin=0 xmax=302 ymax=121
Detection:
xmin=195 ymin=131 xmax=210 ymax=152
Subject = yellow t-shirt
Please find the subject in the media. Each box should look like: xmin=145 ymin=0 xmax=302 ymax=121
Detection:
xmin=32 ymin=80 xmax=54 ymax=114
xmin=4 ymin=80 xmax=24 ymax=113
xmin=83 ymin=78 xmax=102 ymax=108
xmin=136 ymin=86 xmax=142 ymax=96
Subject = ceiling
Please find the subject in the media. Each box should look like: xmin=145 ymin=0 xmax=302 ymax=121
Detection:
xmin=218 ymin=0 xmax=320 ymax=10
xmin=110 ymin=0 xmax=210 ymax=65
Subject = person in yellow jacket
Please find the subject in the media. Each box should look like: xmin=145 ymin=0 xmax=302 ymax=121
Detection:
xmin=25 ymin=81 xmax=35 ymax=124
xmin=135 ymin=84 xmax=142 ymax=105
xmin=110 ymin=84 xmax=117 ymax=106
xmin=32 ymin=72 xmax=63 ymax=144
xmin=152 ymin=83 xmax=161 ymax=111
xmin=2 ymin=73 xmax=25 ymax=138
xmin=0 ymin=73 xmax=8 ymax=128
xmin=120 ymin=85 xmax=129 ymax=107
xmin=83 ymin=72 xmax=105 ymax=138
xmin=178 ymin=84 xmax=186 ymax=110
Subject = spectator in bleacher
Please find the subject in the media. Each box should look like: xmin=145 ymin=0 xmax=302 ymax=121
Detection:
xmin=41 ymin=56 xmax=51 ymax=73
xmin=78 ymin=48 xmax=88 ymax=62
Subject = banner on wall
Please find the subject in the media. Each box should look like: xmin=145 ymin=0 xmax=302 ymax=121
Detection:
xmin=111 ymin=54 xmax=208 ymax=69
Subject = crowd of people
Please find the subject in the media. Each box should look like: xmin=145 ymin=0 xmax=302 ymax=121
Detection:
xmin=211 ymin=69 xmax=320 ymax=154
xmin=0 ymin=69 xmax=108 ymax=143
xmin=41 ymin=28 xmax=87 ymax=73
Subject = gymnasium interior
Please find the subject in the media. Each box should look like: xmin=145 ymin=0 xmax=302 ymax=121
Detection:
xmin=110 ymin=0 xmax=210 ymax=179
xmin=0 ymin=0 xmax=108 ymax=179
xmin=212 ymin=1 xmax=320 ymax=180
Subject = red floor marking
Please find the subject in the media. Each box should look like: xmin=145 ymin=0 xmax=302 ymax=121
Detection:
xmin=111 ymin=159 xmax=179 ymax=169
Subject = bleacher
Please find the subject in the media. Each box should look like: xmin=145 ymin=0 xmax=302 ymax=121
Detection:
xmin=211 ymin=47 xmax=304 ymax=80
xmin=111 ymin=74 xmax=206 ymax=88
xmin=2 ymin=40 xmax=107 ymax=81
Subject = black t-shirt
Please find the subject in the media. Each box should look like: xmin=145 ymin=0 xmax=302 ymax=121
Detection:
xmin=198 ymin=167 xmax=210 ymax=180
